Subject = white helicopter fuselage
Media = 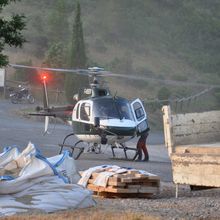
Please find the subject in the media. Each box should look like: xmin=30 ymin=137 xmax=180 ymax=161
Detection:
xmin=71 ymin=96 xmax=148 ymax=145
xmin=75 ymin=118 xmax=136 ymax=144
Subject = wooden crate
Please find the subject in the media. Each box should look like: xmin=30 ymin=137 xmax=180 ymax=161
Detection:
xmin=85 ymin=169 xmax=160 ymax=198
xmin=162 ymin=105 xmax=220 ymax=188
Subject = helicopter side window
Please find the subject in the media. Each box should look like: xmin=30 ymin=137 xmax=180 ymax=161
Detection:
xmin=98 ymin=89 xmax=107 ymax=96
xmin=133 ymin=102 xmax=145 ymax=121
xmin=118 ymin=103 xmax=133 ymax=120
xmin=76 ymin=104 xmax=80 ymax=119
xmin=80 ymin=103 xmax=91 ymax=121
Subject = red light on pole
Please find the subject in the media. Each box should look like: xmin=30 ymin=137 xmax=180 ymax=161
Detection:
xmin=40 ymin=73 xmax=48 ymax=82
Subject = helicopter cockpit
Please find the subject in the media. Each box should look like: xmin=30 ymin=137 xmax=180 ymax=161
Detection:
xmin=73 ymin=96 xmax=134 ymax=123
xmin=92 ymin=97 xmax=134 ymax=120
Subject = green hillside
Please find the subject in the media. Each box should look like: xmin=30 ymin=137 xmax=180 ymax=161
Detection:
xmin=4 ymin=0 xmax=220 ymax=125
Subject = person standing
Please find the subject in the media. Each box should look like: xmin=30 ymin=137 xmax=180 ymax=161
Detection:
xmin=136 ymin=129 xmax=149 ymax=162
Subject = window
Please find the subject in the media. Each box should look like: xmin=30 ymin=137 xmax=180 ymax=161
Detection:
xmin=80 ymin=103 xmax=91 ymax=121
xmin=93 ymin=97 xmax=133 ymax=120
xmin=133 ymin=102 xmax=145 ymax=121
xmin=76 ymin=104 xmax=80 ymax=119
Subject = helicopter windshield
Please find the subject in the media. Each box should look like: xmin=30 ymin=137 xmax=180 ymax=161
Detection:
xmin=93 ymin=97 xmax=134 ymax=120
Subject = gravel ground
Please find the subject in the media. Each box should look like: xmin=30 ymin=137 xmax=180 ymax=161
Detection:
xmin=5 ymin=182 xmax=220 ymax=220
xmin=2 ymin=101 xmax=220 ymax=220
xmin=93 ymin=182 xmax=220 ymax=220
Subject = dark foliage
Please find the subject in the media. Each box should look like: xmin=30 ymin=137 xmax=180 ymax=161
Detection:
xmin=0 ymin=0 xmax=26 ymax=67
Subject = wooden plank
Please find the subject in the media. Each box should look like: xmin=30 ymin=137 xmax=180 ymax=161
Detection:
xmin=145 ymin=175 xmax=160 ymax=180
xmin=162 ymin=105 xmax=175 ymax=156
xmin=107 ymin=187 xmax=138 ymax=193
xmin=134 ymin=173 xmax=146 ymax=177
xmin=121 ymin=173 xmax=137 ymax=178
xmin=87 ymin=184 xmax=138 ymax=193
xmin=175 ymin=145 xmax=220 ymax=154
xmin=127 ymin=184 xmax=141 ymax=189
xmin=108 ymin=176 xmax=122 ymax=182
xmin=88 ymin=179 xmax=126 ymax=186
xmin=141 ymin=181 xmax=160 ymax=187
xmin=174 ymin=135 xmax=220 ymax=146
xmin=127 ymin=170 xmax=139 ymax=175
xmin=121 ymin=177 xmax=145 ymax=183
xmin=124 ymin=181 xmax=159 ymax=188
xmin=171 ymin=153 xmax=220 ymax=187
xmin=90 ymin=172 xmax=107 ymax=179
xmin=162 ymin=106 xmax=220 ymax=148
xmin=171 ymin=153 xmax=220 ymax=164
xmin=87 ymin=184 xmax=102 ymax=192
xmin=107 ymin=180 xmax=126 ymax=187
xmin=172 ymin=111 xmax=220 ymax=126
xmin=171 ymin=111 xmax=220 ymax=145
xmin=88 ymin=183 xmax=160 ymax=193
xmin=173 ymin=128 xmax=220 ymax=146
xmin=135 ymin=173 xmax=160 ymax=180
xmin=173 ymin=123 xmax=220 ymax=135
xmin=162 ymin=105 xmax=220 ymax=187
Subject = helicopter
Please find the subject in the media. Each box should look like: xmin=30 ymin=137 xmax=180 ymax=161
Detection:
xmin=10 ymin=64 xmax=149 ymax=159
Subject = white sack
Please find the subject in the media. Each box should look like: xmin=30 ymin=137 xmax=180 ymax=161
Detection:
xmin=0 ymin=143 xmax=95 ymax=216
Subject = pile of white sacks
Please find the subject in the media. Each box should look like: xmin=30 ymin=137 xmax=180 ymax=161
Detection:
xmin=0 ymin=142 xmax=95 ymax=217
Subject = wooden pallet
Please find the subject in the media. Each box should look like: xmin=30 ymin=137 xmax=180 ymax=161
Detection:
xmin=84 ymin=169 xmax=160 ymax=198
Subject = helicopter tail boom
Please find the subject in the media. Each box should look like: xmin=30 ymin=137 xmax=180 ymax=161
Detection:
xmin=29 ymin=113 xmax=56 ymax=117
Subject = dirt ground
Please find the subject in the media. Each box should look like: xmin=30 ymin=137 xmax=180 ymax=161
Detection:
xmin=3 ymin=182 xmax=220 ymax=220
xmin=1 ymin=101 xmax=220 ymax=220
xmin=92 ymin=182 xmax=220 ymax=220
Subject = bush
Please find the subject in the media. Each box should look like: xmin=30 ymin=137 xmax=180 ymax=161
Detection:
xmin=157 ymin=87 xmax=171 ymax=104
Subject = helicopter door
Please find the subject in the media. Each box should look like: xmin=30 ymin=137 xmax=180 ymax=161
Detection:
xmin=131 ymin=99 xmax=149 ymax=134
xmin=79 ymin=102 xmax=92 ymax=132
xmin=80 ymin=102 xmax=91 ymax=122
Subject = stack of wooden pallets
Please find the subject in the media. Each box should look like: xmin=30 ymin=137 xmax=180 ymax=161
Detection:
xmin=84 ymin=169 xmax=160 ymax=198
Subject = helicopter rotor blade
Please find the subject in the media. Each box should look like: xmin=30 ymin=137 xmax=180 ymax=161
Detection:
xmin=9 ymin=63 xmax=89 ymax=76
xmin=9 ymin=63 xmax=109 ymax=78
xmin=103 ymin=71 xmax=220 ymax=88
xmin=9 ymin=63 xmax=220 ymax=88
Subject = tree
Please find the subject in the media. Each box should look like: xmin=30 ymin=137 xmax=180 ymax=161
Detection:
xmin=69 ymin=2 xmax=86 ymax=68
xmin=48 ymin=0 xmax=69 ymax=43
xmin=0 ymin=0 xmax=26 ymax=67
xmin=13 ymin=60 xmax=37 ymax=84
xmin=43 ymin=42 xmax=67 ymax=87
xmin=44 ymin=42 xmax=66 ymax=68
xmin=65 ymin=1 xmax=88 ymax=103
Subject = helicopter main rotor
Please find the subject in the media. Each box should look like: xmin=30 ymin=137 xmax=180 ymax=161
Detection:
xmin=9 ymin=63 xmax=220 ymax=88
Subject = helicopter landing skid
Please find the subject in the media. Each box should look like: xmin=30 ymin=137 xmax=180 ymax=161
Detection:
xmin=111 ymin=143 xmax=138 ymax=160
xmin=58 ymin=133 xmax=84 ymax=160
xmin=87 ymin=143 xmax=102 ymax=154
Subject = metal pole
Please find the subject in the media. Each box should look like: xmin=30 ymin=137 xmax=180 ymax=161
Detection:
xmin=175 ymin=184 xmax=179 ymax=198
